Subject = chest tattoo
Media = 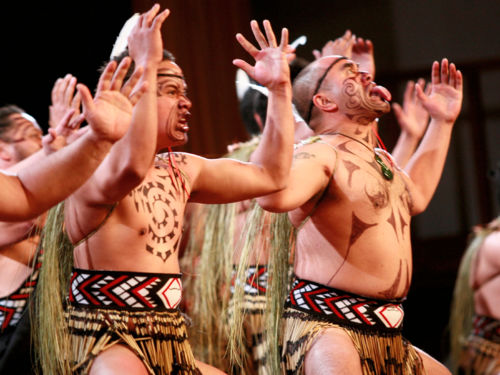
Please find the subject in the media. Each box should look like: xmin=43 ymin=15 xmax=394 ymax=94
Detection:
xmin=365 ymin=183 xmax=389 ymax=209
xmin=130 ymin=174 xmax=184 ymax=262
xmin=342 ymin=160 xmax=360 ymax=187
xmin=349 ymin=212 xmax=377 ymax=250
xmin=378 ymin=259 xmax=411 ymax=299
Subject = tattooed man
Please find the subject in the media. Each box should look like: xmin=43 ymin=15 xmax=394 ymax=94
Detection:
xmin=257 ymin=55 xmax=463 ymax=374
xmin=40 ymin=5 xmax=295 ymax=375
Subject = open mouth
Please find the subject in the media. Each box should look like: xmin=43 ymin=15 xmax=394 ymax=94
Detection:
xmin=369 ymin=84 xmax=392 ymax=102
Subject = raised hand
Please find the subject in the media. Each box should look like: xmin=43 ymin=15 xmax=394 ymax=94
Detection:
xmin=312 ymin=30 xmax=354 ymax=60
xmin=48 ymin=74 xmax=82 ymax=129
xmin=233 ymin=20 xmax=290 ymax=91
xmin=352 ymin=36 xmax=375 ymax=78
xmin=127 ymin=4 xmax=170 ymax=67
xmin=42 ymin=108 xmax=85 ymax=154
xmin=392 ymin=78 xmax=431 ymax=139
xmin=77 ymin=57 xmax=148 ymax=142
xmin=416 ymin=58 xmax=463 ymax=124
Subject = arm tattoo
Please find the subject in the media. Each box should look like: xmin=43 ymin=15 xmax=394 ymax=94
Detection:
xmin=294 ymin=152 xmax=316 ymax=160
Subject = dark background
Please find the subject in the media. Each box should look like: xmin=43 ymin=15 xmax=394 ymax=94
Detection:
xmin=1 ymin=0 xmax=499 ymax=369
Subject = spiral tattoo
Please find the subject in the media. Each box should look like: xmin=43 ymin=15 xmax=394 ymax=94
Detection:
xmin=130 ymin=174 xmax=184 ymax=262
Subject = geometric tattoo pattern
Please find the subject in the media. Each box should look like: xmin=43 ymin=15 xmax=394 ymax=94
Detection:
xmin=130 ymin=173 xmax=183 ymax=262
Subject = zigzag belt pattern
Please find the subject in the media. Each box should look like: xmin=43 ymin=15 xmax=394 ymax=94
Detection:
xmin=472 ymin=315 xmax=500 ymax=343
xmin=230 ymin=264 xmax=268 ymax=296
xmin=286 ymin=278 xmax=404 ymax=332
xmin=0 ymin=252 xmax=42 ymax=331
xmin=69 ymin=268 xmax=182 ymax=311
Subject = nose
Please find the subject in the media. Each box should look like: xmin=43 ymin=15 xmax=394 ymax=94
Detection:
xmin=359 ymin=71 xmax=373 ymax=85
xmin=178 ymin=94 xmax=192 ymax=109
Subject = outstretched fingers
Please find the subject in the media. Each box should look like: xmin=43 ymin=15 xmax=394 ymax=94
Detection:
xmin=250 ymin=20 xmax=269 ymax=49
xmin=449 ymin=63 xmax=463 ymax=90
xmin=76 ymin=83 xmax=95 ymax=116
xmin=97 ymin=60 xmax=118 ymax=93
xmin=235 ymin=33 xmax=259 ymax=58
xmin=440 ymin=58 xmax=449 ymax=85
xmin=144 ymin=3 xmax=160 ymax=27
xmin=110 ymin=57 xmax=132 ymax=91
xmin=152 ymin=8 xmax=170 ymax=30
xmin=263 ymin=20 xmax=278 ymax=48
xmin=279 ymin=27 xmax=289 ymax=51
xmin=121 ymin=65 xmax=145 ymax=99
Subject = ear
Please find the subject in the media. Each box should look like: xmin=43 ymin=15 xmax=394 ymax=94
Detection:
xmin=312 ymin=93 xmax=338 ymax=113
xmin=253 ymin=113 xmax=264 ymax=132
xmin=0 ymin=143 xmax=12 ymax=162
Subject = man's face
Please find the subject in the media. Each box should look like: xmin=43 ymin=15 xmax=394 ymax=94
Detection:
xmin=320 ymin=56 xmax=391 ymax=124
xmin=2 ymin=113 xmax=43 ymax=162
xmin=156 ymin=60 xmax=192 ymax=150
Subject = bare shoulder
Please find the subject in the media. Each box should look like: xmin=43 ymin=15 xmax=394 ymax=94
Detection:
xmin=293 ymin=137 xmax=339 ymax=172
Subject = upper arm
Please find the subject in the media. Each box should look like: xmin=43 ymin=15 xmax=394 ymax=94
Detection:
xmin=188 ymin=153 xmax=283 ymax=204
xmin=257 ymin=143 xmax=336 ymax=212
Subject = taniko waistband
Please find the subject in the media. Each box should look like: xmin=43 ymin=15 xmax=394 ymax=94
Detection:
xmin=286 ymin=278 xmax=405 ymax=333
xmin=230 ymin=264 xmax=268 ymax=296
xmin=69 ymin=268 xmax=182 ymax=311
xmin=472 ymin=315 xmax=500 ymax=343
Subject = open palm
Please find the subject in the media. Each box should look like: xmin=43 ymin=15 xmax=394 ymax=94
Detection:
xmin=417 ymin=59 xmax=463 ymax=124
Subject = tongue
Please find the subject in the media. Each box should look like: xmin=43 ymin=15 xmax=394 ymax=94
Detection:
xmin=372 ymin=85 xmax=392 ymax=102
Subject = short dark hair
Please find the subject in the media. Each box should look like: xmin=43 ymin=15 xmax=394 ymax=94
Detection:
xmin=99 ymin=49 xmax=176 ymax=83
xmin=0 ymin=104 xmax=25 ymax=140
xmin=239 ymin=88 xmax=268 ymax=136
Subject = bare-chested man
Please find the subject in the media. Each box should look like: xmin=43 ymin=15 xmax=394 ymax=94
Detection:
xmin=450 ymin=163 xmax=500 ymax=375
xmin=256 ymin=54 xmax=462 ymax=374
xmin=36 ymin=5 xmax=294 ymax=375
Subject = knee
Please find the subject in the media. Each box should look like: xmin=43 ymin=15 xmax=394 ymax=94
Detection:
xmin=89 ymin=344 xmax=149 ymax=375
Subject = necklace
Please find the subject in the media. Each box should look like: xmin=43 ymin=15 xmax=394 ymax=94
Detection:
xmin=322 ymin=132 xmax=394 ymax=180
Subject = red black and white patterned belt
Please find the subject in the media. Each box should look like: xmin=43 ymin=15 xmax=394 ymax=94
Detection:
xmin=0 ymin=251 xmax=42 ymax=331
xmin=286 ymin=278 xmax=405 ymax=333
xmin=69 ymin=268 xmax=182 ymax=311
xmin=230 ymin=264 xmax=268 ymax=296
xmin=472 ymin=315 xmax=500 ymax=343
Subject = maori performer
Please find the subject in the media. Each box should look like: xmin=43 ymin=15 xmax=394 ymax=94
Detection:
xmin=256 ymin=53 xmax=463 ymax=374
xmin=450 ymin=163 xmax=500 ymax=375
xmin=36 ymin=5 xmax=295 ymax=375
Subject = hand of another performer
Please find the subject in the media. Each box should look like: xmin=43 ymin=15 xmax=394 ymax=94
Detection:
xmin=128 ymin=4 xmax=170 ymax=68
xmin=312 ymin=30 xmax=355 ymax=60
xmin=416 ymin=58 xmax=463 ymax=124
xmin=42 ymin=108 xmax=85 ymax=154
xmin=392 ymin=79 xmax=431 ymax=140
xmin=76 ymin=57 xmax=148 ymax=142
xmin=233 ymin=20 xmax=291 ymax=91
xmin=48 ymin=74 xmax=82 ymax=129
xmin=351 ymin=36 xmax=375 ymax=78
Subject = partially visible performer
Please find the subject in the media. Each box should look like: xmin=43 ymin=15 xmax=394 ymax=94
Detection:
xmin=256 ymin=54 xmax=462 ymax=374
xmin=0 ymin=78 xmax=98 ymax=374
xmin=36 ymin=6 xmax=295 ymax=375
xmin=450 ymin=163 xmax=500 ymax=375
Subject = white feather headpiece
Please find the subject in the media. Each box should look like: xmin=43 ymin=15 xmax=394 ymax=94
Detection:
xmin=110 ymin=13 xmax=140 ymax=59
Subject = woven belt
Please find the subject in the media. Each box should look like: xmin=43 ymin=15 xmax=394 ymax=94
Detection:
xmin=230 ymin=264 xmax=268 ymax=296
xmin=286 ymin=278 xmax=404 ymax=333
xmin=69 ymin=268 xmax=182 ymax=311
xmin=472 ymin=315 xmax=500 ymax=343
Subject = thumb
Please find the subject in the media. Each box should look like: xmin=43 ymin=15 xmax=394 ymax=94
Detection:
xmin=76 ymin=83 xmax=94 ymax=115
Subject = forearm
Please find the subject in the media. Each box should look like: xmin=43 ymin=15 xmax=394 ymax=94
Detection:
xmin=391 ymin=131 xmax=420 ymax=169
xmin=11 ymin=132 xmax=113 ymax=220
xmin=111 ymin=66 xmax=158 ymax=178
xmin=405 ymin=119 xmax=453 ymax=213
xmin=250 ymin=83 xmax=294 ymax=190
